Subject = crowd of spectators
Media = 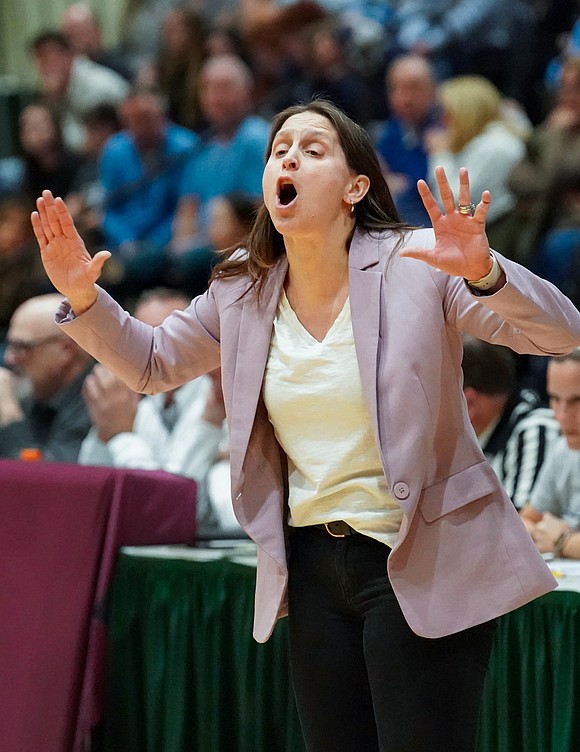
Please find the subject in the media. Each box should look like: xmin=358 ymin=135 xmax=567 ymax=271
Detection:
xmin=1 ymin=0 xmax=580 ymax=551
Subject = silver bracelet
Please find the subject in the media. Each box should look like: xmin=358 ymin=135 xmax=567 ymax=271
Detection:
xmin=466 ymin=252 xmax=502 ymax=290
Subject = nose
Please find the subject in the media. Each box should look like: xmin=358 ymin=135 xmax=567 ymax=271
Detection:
xmin=282 ymin=154 xmax=298 ymax=170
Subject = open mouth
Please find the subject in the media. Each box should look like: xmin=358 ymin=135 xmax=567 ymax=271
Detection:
xmin=277 ymin=179 xmax=297 ymax=206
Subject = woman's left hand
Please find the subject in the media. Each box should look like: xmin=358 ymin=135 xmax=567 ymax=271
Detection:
xmin=400 ymin=166 xmax=494 ymax=281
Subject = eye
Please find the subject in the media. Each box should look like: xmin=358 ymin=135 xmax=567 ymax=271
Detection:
xmin=273 ymin=145 xmax=288 ymax=157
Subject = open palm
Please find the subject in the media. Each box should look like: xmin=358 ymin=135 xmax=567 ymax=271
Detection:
xmin=400 ymin=167 xmax=494 ymax=281
xmin=31 ymin=190 xmax=110 ymax=309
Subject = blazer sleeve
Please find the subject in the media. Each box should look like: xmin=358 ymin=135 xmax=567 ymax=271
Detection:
xmin=56 ymin=285 xmax=222 ymax=394
xmin=439 ymin=251 xmax=580 ymax=354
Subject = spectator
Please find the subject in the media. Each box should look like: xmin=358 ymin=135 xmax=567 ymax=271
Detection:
xmin=248 ymin=1 xmax=328 ymax=118
xmin=0 ymin=101 xmax=84 ymax=205
xmin=305 ymin=19 xmax=370 ymax=124
xmin=0 ymin=294 xmax=93 ymax=462
xmin=61 ymin=2 xmax=133 ymax=81
xmin=78 ymin=287 xmax=240 ymax=537
xmin=138 ymin=6 xmax=207 ymax=133
xmin=99 ymin=87 xmax=198 ymax=299
xmin=171 ymin=190 xmax=259 ymax=298
xmin=65 ymin=103 xmax=122 ymax=252
xmin=374 ymin=54 xmax=440 ymax=226
xmin=393 ymin=0 xmax=536 ymax=101
xmin=508 ymin=54 xmax=580 ymax=267
xmin=521 ymin=349 xmax=580 ymax=559
xmin=0 ymin=195 xmax=49 ymax=348
xmin=426 ymin=75 xmax=526 ymax=252
xmin=30 ymin=30 xmax=129 ymax=152
xmin=462 ymin=336 xmax=560 ymax=509
xmin=171 ymin=54 xmax=269 ymax=286
xmin=208 ymin=190 xmax=258 ymax=252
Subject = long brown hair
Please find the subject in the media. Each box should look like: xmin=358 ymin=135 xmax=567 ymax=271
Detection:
xmin=210 ymin=99 xmax=412 ymax=297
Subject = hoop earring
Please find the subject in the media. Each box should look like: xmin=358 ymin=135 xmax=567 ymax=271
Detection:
xmin=350 ymin=200 xmax=355 ymax=214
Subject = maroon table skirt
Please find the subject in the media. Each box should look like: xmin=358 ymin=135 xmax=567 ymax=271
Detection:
xmin=0 ymin=460 xmax=197 ymax=752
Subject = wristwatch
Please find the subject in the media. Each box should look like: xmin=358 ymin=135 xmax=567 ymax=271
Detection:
xmin=466 ymin=252 xmax=502 ymax=291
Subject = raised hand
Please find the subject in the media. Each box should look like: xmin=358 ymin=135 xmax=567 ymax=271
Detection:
xmin=31 ymin=190 xmax=111 ymax=313
xmin=399 ymin=167 xmax=495 ymax=282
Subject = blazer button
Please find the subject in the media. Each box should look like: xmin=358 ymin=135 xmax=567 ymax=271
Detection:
xmin=393 ymin=482 xmax=410 ymax=500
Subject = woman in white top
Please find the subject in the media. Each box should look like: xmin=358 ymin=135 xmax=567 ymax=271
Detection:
xmin=31 ymin=100 xmax=580 ymax=751
xmin=426 ymin=75 xmax=527 ymax=250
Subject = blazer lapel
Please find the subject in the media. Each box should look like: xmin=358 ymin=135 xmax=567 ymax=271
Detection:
xmin=228 ymin=257 xmax=288 ymax=491
xmin=348 ymin=229 xmax=397 ymax=446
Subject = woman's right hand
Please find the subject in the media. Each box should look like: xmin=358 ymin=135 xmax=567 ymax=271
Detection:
xmin=31 ymin=190 xmax=111 ymax=314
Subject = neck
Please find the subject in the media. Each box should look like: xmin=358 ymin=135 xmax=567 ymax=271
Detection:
xmin=283 ymin=224 xmax=353 ymax=303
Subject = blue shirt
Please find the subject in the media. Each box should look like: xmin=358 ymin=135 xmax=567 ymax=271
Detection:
xmin=376 ymin=116 xmax=437 ymax=226
xmin=179 ymin=116 xmax=269 ymax=245
xmin=100 ymin=123 xmax=198 ymax=249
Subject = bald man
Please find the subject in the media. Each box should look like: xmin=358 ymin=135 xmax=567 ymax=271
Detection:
xmin=0 ymin=294 xmax=93 ymax=461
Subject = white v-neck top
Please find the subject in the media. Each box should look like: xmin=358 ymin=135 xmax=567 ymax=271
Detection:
xmin=263 ymin=291 xmax=402 ymax=546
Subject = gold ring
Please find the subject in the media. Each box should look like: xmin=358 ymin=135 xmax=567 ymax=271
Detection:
xmin=458 ymin=202 xmax=476 ymax=216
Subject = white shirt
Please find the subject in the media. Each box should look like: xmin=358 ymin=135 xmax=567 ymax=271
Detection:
xmin=78 ymin=377 xmax=233 ymax=536
xmin=264 ymin=291 xmax=402 ymax=546
xmin=428 ymin=121 xmax=525 ymax=223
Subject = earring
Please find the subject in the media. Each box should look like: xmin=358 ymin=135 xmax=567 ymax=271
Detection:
xmin=350 ymin=200 xmax=355 ymax=214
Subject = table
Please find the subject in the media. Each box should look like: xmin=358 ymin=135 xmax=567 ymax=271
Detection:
xmin=0 ymin=461 xmax=197 ymax=752
xmin=102 ymin=547 xmax=580 ymax=752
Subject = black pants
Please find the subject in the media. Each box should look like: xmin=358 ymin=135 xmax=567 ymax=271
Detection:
xmin=287 ymin=527 xmax=496 ymax=752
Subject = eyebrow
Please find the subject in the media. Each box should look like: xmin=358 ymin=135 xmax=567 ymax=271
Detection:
xmin=273 ymin=128 xmax=333 ymax=142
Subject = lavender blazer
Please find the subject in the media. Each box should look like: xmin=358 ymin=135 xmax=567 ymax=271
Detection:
xmin=58 ymin=228 xmax=580 ymax=642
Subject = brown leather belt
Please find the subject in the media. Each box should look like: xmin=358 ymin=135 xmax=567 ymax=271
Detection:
xmin=314 ymin=521 xmax=359 ymax=538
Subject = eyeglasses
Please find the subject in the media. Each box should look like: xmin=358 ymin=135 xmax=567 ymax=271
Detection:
xmin=5 ymin=334 xmax=63 ymax=355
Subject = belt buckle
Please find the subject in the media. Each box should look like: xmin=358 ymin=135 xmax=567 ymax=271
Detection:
xmin=324 ymin=521 xmax=347 ymax=537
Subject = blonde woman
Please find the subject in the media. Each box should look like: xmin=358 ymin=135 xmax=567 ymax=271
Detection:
xmin=426 ymin=75 xmax=527 ymax=248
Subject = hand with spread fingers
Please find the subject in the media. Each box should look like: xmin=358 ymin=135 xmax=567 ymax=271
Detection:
xmin=400 ymin=166 xmax=500 ymax=285
xmin=31 ymin=190 xmax=111 ymax=314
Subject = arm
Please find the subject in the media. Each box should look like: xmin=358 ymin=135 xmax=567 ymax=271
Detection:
xmin=401 ymin=168 xmax=580 ymax=352
xmin=530 ymin=512 xmax=575 ymax=557
xmin=31 ymin=192 xmax=222 ymax=393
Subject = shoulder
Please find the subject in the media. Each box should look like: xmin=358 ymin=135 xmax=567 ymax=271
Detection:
xmin=71 ymin=57 xmax=129 ymax=94
xmin=101 ymin=131 xmax=132 ymax=157
xmin=166 ymin=124 xmax=198 ymax=150
xmin=537 ymin=437 xmax=577 ymax=478
xmin=475 ymin=122 xmax=525 ymax=154
xmin=236 ymin=116 xmax=270 ymax=143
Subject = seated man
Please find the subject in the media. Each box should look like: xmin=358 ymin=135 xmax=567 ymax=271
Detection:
xmin=374 ymin=55 xmax=441 ymax=226
xmin=521 ymin=349 xmax=580 ymax=559
xmin=99 ymin=87 xmax=198 ymax=299
xmin=78 ymin=287 xmax=242 ymax=538
xmin=462 ymin=336 xmax=560 ymax=508
xmin=170 ymin=54 xmax=269 ymax=294
xmin=0 ymin=293 xmax=94 ymax=461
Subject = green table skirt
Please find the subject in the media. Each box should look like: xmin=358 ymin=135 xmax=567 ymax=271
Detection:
xmin=103 ymin=553 xmax=580 ymax=752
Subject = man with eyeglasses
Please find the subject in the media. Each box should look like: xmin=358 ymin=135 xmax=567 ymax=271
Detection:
xmin=0 ymin=293 xmax=93 ymax=462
